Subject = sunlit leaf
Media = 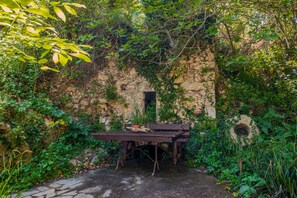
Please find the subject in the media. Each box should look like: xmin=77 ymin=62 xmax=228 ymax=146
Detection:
xmin=12 ymin=8 xmax=20 ymax=13
xmin=79 ymin=44 xmax=92 ymax=49
xmin=50 ymin=2 xmax=60 ymax=6
xmin=71 ymin=53 xmax=91 ymax=62
xmin=0 ymin=0 xmax=18 ymax=9
xmin=38 ymin=59 xmax=48 ymax=64
xmin=69 ymin=3 xmax=86 ymax=8
xmin=0 ymin=22 xmax=11 ymax=26
xmin=43 ymin=45 xmax=53 ymax=50
xmin=15 ymin=0 xmax=34 ymax=6
xmin=54 ymin=6 xmax=66 ymax=22
xmin=26 ymin=27 xmax=39 ymax=35
xmin=0 ymin=4 xmax=12 ymax=12
xmin=53 ymin=53 xmax=59 ymax=63
xmin=58 ymin=53 xmax=68 ymax=66
xmin=40 ymin=66 xmax=60 ymax=72
xmin=63 ymin=5 xmax=77 ymax=16
xmin=26 ymin=8 xmax=51 ymax=18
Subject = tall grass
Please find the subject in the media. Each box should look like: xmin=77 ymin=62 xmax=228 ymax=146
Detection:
xmin=0 ymin=150 xmax=29 ymax=198
xmin=251 ymin=142 xmax=297 ymax=197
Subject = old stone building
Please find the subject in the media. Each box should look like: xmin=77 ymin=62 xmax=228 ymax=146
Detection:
xmin=61 ymin=47 xmax=216 ymax=126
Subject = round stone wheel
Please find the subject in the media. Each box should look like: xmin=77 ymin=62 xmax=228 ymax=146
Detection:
xmin=229 ymin=115 xmax=259 ymax=146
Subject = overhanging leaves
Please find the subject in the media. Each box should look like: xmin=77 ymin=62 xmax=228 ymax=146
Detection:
xmin=0 ymin=0 xmax=91 ymax=70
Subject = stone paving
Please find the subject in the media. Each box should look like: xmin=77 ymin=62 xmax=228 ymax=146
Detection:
xmin=12 ymin=160 xmax=231 ymax=198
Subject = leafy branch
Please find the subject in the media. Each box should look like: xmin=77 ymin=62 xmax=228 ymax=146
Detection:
xmin=0 ymin=0 xmax=91 ymax=71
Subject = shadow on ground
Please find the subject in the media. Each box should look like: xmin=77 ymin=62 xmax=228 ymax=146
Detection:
xmin=15 ymin=159 xmax=232 ymax=198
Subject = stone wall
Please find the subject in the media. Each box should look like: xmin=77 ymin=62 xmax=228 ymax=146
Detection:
xmin=176 ymin=48 xmax=216 ymax=118
xmin=60 ymin=47 xmax=216 ymax=126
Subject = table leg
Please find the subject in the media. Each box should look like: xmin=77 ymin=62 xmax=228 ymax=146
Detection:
xmin=173 ymin=142 xmax=177 ymax=165
xmin=115 ymin=141 xmax=127 ymax=171
xmin=177 ymin=142 xmax=182 ymax=160
xmin=152 ymin=144 xmax=158 ymax=176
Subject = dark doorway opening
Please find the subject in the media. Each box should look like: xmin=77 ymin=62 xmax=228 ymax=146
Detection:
xmin=144 ymin=92 xmax=156 ymax=123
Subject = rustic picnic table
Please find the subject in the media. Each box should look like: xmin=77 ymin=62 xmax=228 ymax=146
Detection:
xmin=91 ymin=125 xmax=189 ymax=176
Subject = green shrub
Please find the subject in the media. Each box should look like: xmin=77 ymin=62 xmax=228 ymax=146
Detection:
xmin=104 ymin=84 xmax=119 ymax=101
xmin=103 ymin=77 xmax=123 ymax=102
xmin=16 ymin=142 xmax=76 ymax=190
xmin=144 ymin=102 xmax=156 ymax=124
xmin=0 ymin=114 xmax=110 ymax=192
xmin=109 ymin=115 xmax=123 ymax=131
xmin=186 ymin=112 xmax=297 ymax=197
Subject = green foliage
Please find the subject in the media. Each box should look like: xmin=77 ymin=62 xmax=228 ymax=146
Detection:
xmin=0 ymin=151 xmax=25 ymax=197
xmin=156 ymin=80 xmax=182 ymax=122
xmin=214 ymin=0 xmax=296 ymax=121
xmin=144 ymin=102 xmax=157 ymax=124
xmin=1 ymin=115 xmax=110 ymax=191
xmin=17 ymin=141 xmax=76 ymax=190
xmin=103 ymin=77 xmax=123 ymax=102
xmin=0 ymin=61 xmax=72 ymax=154
xmin=216 ymin=48 xmax=297 ymax=120
xmin=61 ymin=114 xmax=106 ymax=147
xmin=131 ymin=105 xmax=144 ymax=125
xmin=187 ymin=112 xmax=297 ymax=197
xmin=64 ymin=0 xmax=215 ymax=122
xmin=109 ymin=115 xmax=123 ymax=131
xmin=0 ymin=58 xmax=107 ymax=191
xmin=0 ymin=1 xmax=296 ymax=197
xmin=104 ymin=85 xmax=118 ymax=101
xmin=0 ymin=0 xmax=91 ymax=70
xmin=131 ymin=103 xmax=158 ymax=125
xmin=62 ymin=117 xmax=91 ymax=145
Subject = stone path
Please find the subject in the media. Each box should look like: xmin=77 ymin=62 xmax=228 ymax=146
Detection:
xmin=12 ymin=160 xmax=231 ymax=198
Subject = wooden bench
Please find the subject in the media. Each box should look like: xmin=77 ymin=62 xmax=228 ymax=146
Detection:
xmin=147 ymin=123 xmax=190 ymax=143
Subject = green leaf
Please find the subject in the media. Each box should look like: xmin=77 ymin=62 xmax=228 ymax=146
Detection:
xmin=0 ymin=0 xmax=18 ymax=9
xmin=79 ymin=44 xmax=92 ymax=49
xmin=26 ymin=8 xmax=52 ymax=18
xmin=17 ymin=57 xmax=26 ymax=62
xmin=38 ymin=59 xmax=48 ymax=64
xmin=54 ymin=6 xmax=66 ymax=22
xmin=71 ymin=53 xmax=91 ymax=62
xmin=15 ymin=0 xmax=33 ymax=6
xmin=58 ymin=53 xmax=68 ymax=66
xmin=43 ymin=45 xmax=53 ymax=50
xmin=238 ymin=185 xmax=250 ymax=194
xmin=49 ymin=2 xmax=60 ymax=6
xmin=40 ymin=66 xmax=60 ymax=72
xmin=206 ymin=26 xmax=218 ymax=36
xmin=63 ymin=5 xmax=77 ymax=16
xmin=40 ymin=50 xmax=50 ymax=58
xmin=69 ymin=3 xmax=86 ymax=8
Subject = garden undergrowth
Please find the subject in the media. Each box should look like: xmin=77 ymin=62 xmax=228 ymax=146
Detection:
xmin=0 ymin=114 xmax=120 ymax=197
xmin=186 ymin=112 xmax=297 ymax=197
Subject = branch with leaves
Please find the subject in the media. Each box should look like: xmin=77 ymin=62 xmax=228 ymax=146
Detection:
xmin=0 ymin=0 xmax=91 ymax=72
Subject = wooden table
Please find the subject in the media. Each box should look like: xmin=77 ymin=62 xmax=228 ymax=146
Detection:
xmin=91 ymin=130 xmax=185 ymax=175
